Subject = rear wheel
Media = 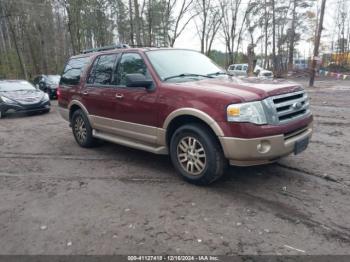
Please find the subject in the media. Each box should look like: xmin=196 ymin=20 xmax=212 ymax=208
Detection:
xmin=0 ymin=110 xmax=4 ymax=119
xmin=170 ymin=123 xmax=227 ymax=185
xmin=71 ymin=109 xmax=96 ymax=148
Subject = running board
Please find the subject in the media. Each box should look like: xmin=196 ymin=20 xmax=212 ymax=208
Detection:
xmin=93 ymin=130 xmax=168 ymax=155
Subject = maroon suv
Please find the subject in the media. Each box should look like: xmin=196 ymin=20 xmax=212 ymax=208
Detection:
xmin=58 ymin=47 xmax=313 ymax=185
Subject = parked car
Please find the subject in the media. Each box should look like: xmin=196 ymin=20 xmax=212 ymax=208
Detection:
xmin=227 ymin=64 xmax=248 ymax=77
xmin=294 ymin=59 xmax=308 ymax=70
xmin=254 ymin=65 xmax=274 ymax=78
xmin=227 ymin=63 xmax=274 ymax=78
xmin=0 ymin=80 xmax=50 ymax=118
xmin=33 ymin=75 xmax=61 ymax=99
xmin=58 ymin=47 xmax=312 ymax=185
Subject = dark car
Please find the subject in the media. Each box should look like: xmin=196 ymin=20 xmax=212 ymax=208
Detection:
xmin=0 ymin=80 xmax=51 ymax=119
xmin=33 ymin=75 xmax=61 ymax=99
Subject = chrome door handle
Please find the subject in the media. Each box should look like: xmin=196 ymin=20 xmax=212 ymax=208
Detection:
xmin=82 ymin=91 xmax=89 ymax=96
xmin=115 ymin=94 xmax=124 ymax=99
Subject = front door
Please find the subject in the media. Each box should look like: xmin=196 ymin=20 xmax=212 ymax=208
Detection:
xmin=113 ymin=52 xmax=158 ymax=126
xmin=111 ymin=52 xmax=159 ymax=144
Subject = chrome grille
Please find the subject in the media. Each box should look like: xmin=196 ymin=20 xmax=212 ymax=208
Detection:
xmin=263 ymin=90 xmax=310 ymax=125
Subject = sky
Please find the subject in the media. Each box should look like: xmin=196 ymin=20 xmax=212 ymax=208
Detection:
xmin=173 ymin=0 xmax=344 ymax=58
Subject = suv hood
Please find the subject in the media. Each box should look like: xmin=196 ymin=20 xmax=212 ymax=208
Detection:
xmin=0 ymin=89 xmax=45 ymax=105
xmin=182 ymin=77 xmax=303 ymax=102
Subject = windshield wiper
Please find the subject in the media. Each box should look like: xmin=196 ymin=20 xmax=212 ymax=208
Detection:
xmin=207 ymin=71 xmax=228 ymax=76
xmin=164 ymin=73 xmax=214 ymax=81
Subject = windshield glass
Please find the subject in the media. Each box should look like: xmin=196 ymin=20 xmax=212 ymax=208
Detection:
xmin=46 ymin=75 xmax=60 ymax=84
xmin=0 ymin=81 xmax=36 ymax=92
xmin=146 ymin=49 xmax=225 ymax=82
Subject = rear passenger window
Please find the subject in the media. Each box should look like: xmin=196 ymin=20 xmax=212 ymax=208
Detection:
xmin=88 ymin=54 xmax=117 ymax=85
xmin=60 ymin=57 xmax=90 ymax=85
xmin=235 ymin=65 xmax=242 ymax=70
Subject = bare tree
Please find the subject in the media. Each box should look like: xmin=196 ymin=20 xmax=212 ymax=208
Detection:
xmin=195 ymin=0 xmax=222 ymax=55
xmin=309 ymin=0 xmax=326 ymax=87
xmin=168 ymin=0 xmax=196 ymax=47
xmin=220 ymin=0 xmax=241 ymax=65
xmin=1 ymin=1 xmax=28 ymax=79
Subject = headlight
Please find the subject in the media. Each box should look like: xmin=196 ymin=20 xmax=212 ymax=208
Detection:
xmin=227 ymin=101 xmax=267 ymax=125
xmin=0 ymin=96 xmax=17 ymax=104
xmin=42 ymin=93 xmax=50 ymax=101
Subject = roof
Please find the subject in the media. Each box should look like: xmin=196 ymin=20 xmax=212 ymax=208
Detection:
xmin=70 ymin=47 xmax=198 ymax=60
xmin=0 ymin=79 xmax=29 ymax=83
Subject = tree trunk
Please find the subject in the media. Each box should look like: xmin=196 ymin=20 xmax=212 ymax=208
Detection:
xmin=134 ymin=0 xmax=141 ymax=46
xmin=5 ymin=11 xmax=28 ymax=79
xmin=247 ymin=44 xmax=255 ymax=76
xmin=288 ymin=0 xmax=297 ymax=71
xmin=233 ymin=1 xmax=249 ymax=63
xmin=148 ymin=0 xmax=153 ymax=46
xmin=200 ymin=0 xmax=207 ymax=54
xmin=272 ymin=0 xmax=276 ymax=73
xmin=264 ymin=0 xmax=268 ymax=68
xmin=128 ymin=0 xmax=135 ymax=46
xmin=309 ymin=0 xmax=326 ymax=87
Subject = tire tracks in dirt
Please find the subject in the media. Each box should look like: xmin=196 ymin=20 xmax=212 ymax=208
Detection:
xmin=1 ymin=167 xmax=350 ymax=246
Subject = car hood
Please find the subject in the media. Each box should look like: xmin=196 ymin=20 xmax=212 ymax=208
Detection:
xmin=0 ymin=89 xmax=45 ymax=104
xmin=179 ymin=77 xmax=303 ymax=102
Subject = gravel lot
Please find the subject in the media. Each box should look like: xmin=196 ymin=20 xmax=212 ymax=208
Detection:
xmin=0 ymin=78 xmax=349 ymax=255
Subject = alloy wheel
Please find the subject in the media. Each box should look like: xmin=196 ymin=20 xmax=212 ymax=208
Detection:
xmin=74 ymin=116 xmax=87 ymax=144
xmin=177 ymin=136 xmax=207 ymax=176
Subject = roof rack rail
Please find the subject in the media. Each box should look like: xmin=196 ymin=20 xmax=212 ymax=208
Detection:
xmin=128 ymin=44 xmax=159 ymax=48
xmin=81 ymin=43 xmax=130 ymax=54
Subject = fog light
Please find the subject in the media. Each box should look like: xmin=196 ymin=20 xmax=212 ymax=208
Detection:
xmin=257 ymin=140 xmax=271 ymax=154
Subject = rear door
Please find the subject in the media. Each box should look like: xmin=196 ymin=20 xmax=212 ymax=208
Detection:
xmin=59 ymin=56 xmax=91 ymax=109
xmin=81 ymin=53 xmax=120 ymax=119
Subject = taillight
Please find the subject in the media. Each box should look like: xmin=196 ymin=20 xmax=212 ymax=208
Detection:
xmin=57 ymin=87 xmax=61 ymax=98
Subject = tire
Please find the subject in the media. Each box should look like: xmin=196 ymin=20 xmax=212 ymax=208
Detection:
xmin=0 ymin=110 xmax=4 ymax=119
xmin=170 ymin=123 xmax=227 ymax=185
xmin=71 ymin=109 xmax=96 ymax=148
xmin=42 ymin=108 xmax=50 ymax=114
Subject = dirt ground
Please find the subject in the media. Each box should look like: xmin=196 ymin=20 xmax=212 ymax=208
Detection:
xmin=0 ymin=77 xmax=349 ymax=255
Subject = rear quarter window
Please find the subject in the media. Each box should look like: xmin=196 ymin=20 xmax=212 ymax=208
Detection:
xmin=60 ymin=56 xmax=91 ymax=85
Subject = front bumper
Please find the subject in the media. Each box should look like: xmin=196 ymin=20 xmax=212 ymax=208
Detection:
xmin=0 ymin=100 xmax=51 ymax=115
xmin=220 ymin=123 xmax=313 ymax=166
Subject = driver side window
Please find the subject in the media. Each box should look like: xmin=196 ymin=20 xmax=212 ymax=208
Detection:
xmin=115 ymin=53 xmax=151 ymax=86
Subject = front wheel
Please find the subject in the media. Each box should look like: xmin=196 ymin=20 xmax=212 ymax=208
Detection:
xmin=42 ymin=108 xmax=50 ymax=114
xmin=170 ymin=123 xmax=227 ymax=185
xmin=71 ymin=109 xmax=96 ymax=148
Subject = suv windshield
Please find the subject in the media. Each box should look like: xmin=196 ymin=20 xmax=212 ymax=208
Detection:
xmin=0 ymin=81 xmax=36 ymax=92
xmin=146 ymin=49 xmax=225 ymax=82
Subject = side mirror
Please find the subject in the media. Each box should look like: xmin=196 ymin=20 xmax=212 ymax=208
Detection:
xmin=125 ymin=74 xmax=153 ymax=89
